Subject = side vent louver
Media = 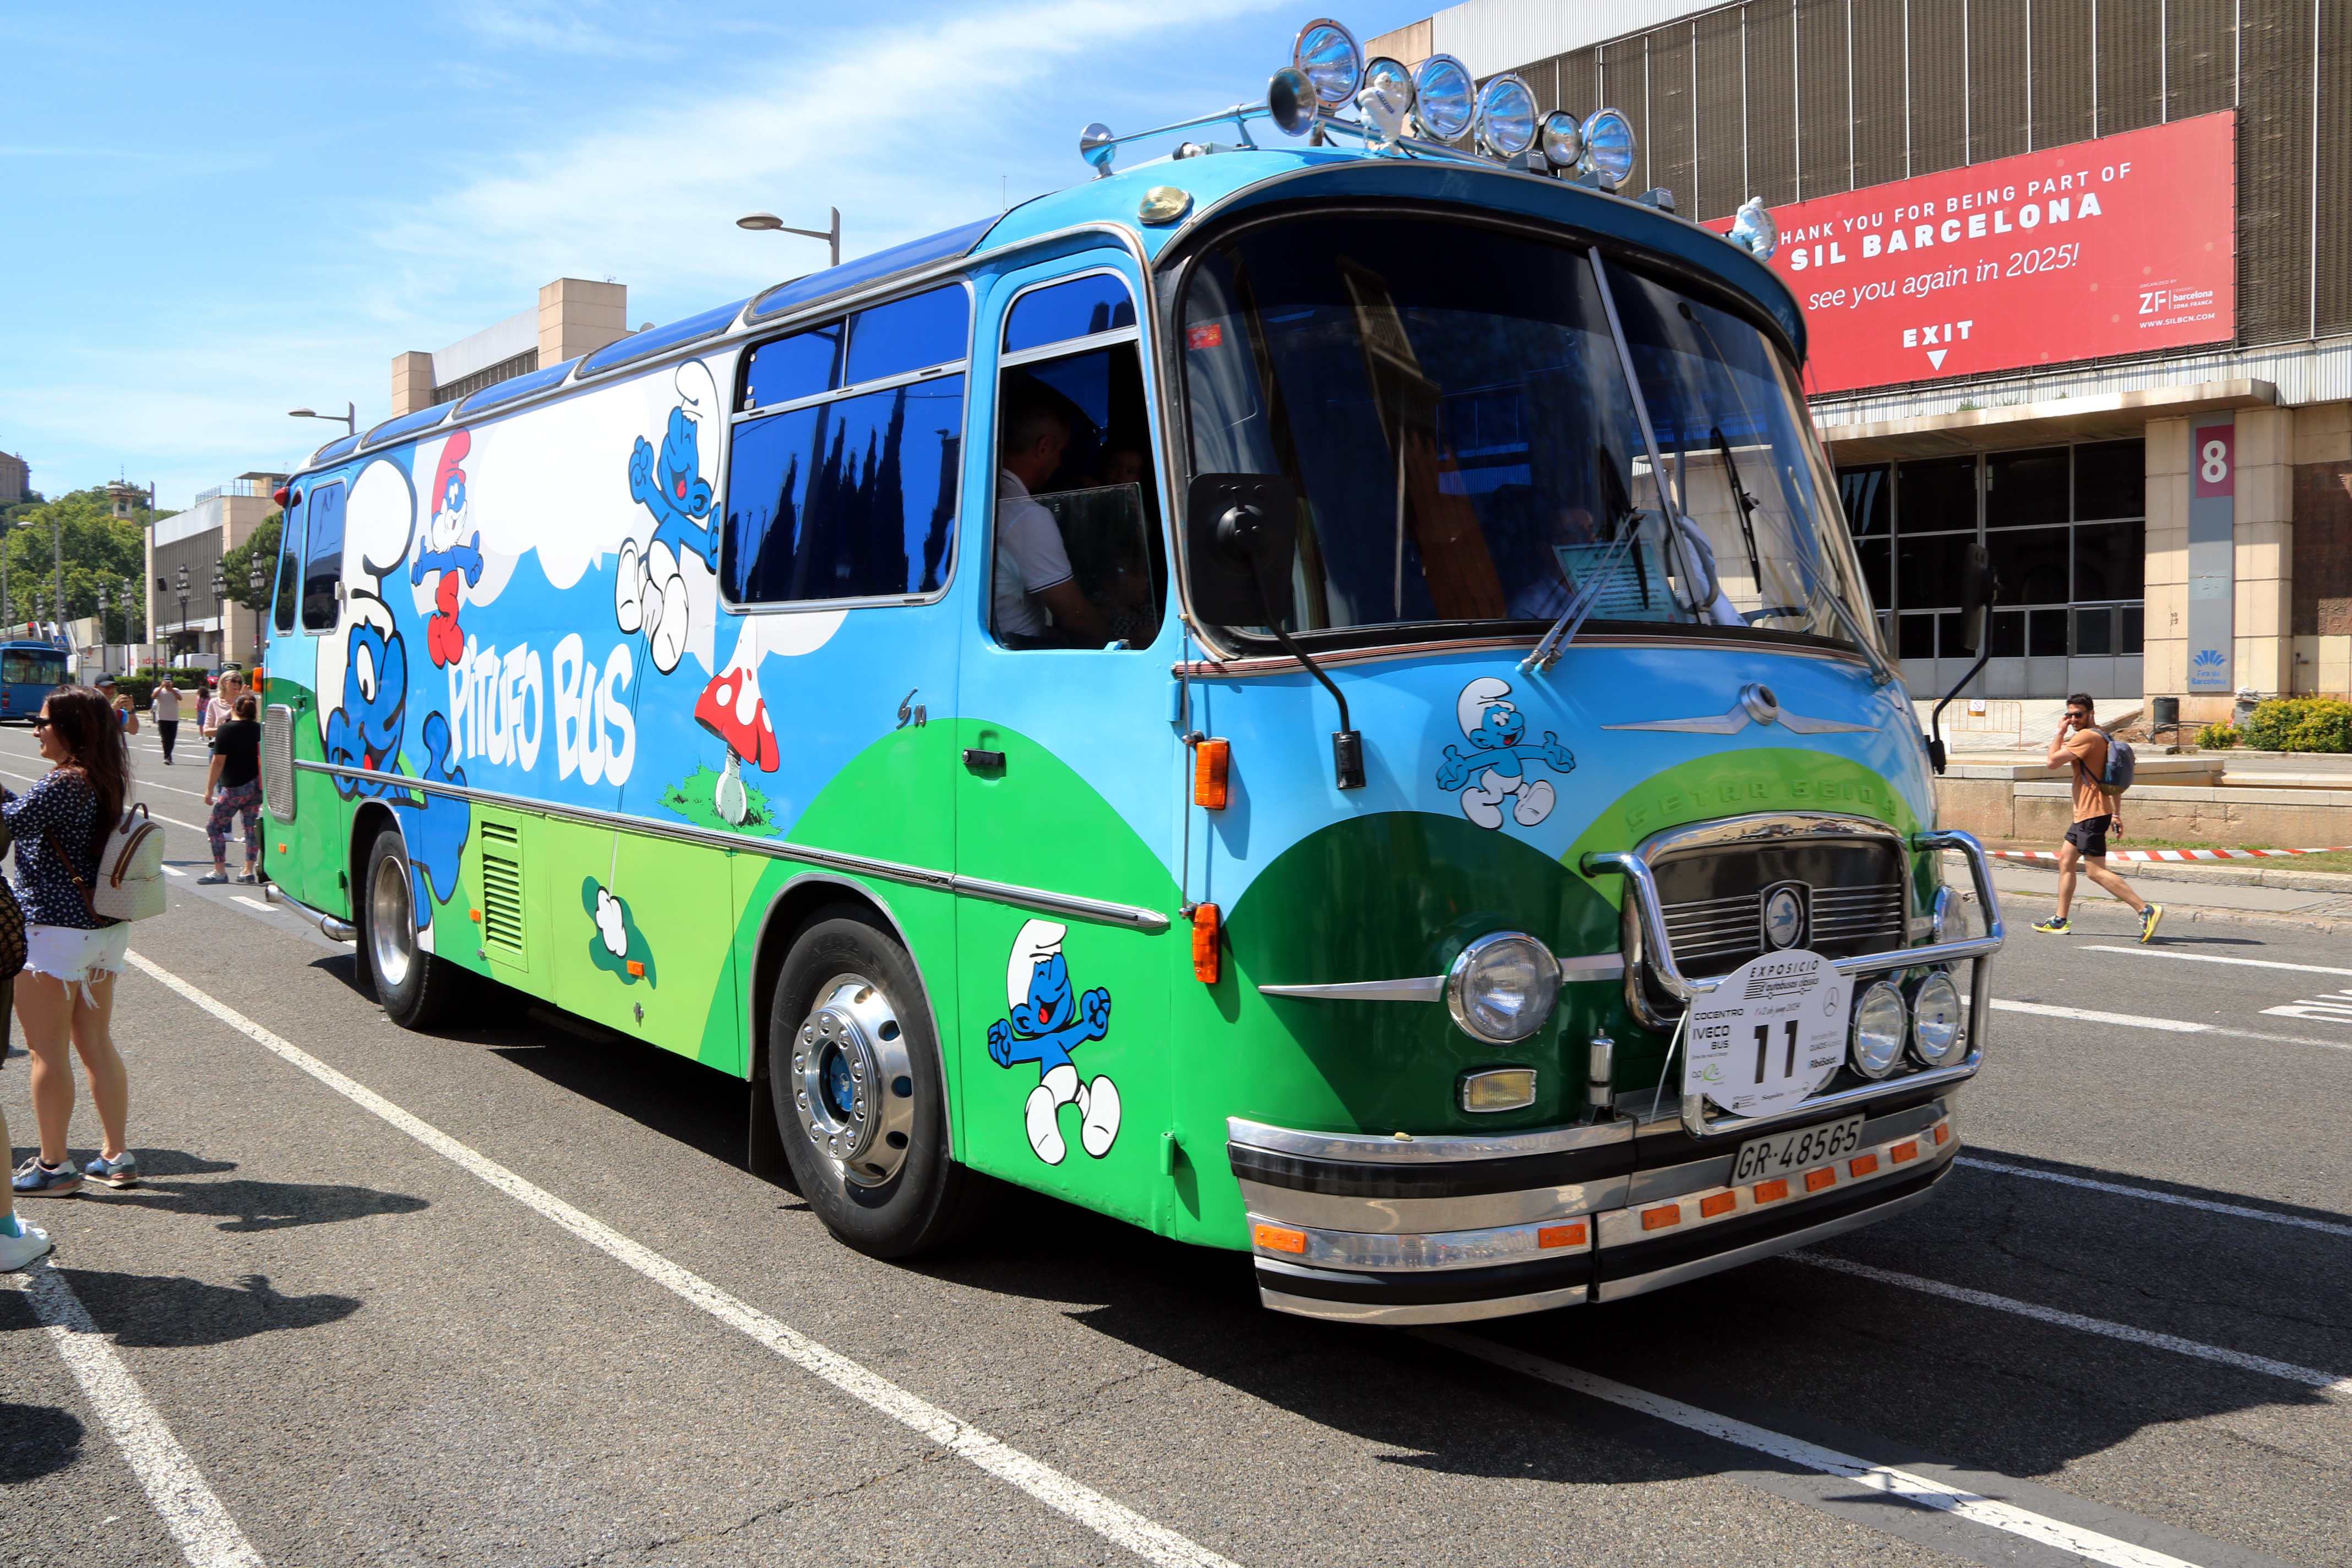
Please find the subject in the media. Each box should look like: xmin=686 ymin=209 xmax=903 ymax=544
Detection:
xmin=479 ymin=819 xmax=525 ymax=961
xmin=263 ymin=704 xmax=296 ymax=824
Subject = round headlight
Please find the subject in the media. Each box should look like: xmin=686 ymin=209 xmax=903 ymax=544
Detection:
xmin=1292 ymin=18 xmax=1363 ymax=107
xmin=1727 ymin=195 xmax=1779 ymax=259
xmin=1848 ymin=979 xmax=1908 ymax=1080
xmin=1411 ymin=53 xmax=1476 ymax=142
xmin=1539 ymin=109 xmax=1584 ymax=168
xmin=1474 ymin=73 xmax=1538 ymax=157
xmin=1908 ymin=971 xmax=1966 ymax=1067
xmin=1447 ymin=932 xmax=1561 ymax=1044
xmin=1578 ymin=107 xmax=1636 ymax=189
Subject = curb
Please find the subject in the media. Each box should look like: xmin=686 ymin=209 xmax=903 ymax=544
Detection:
xmin=1942 ymin=848 xmax=2352 ymax=895
xmin=1988 ymin=881 xmax=2350 ymax=935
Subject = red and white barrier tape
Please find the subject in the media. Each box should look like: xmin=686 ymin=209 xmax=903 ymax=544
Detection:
xmin=1989 ymin=846 xmax=2352 ymax=863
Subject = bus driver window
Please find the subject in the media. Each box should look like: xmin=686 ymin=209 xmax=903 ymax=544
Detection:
xmin=992 ymin=272 xmax=1162 ymax=650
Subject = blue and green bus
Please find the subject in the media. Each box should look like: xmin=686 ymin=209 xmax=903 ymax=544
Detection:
xmin=258 ymin=19 xmax=2002 ymax=1325
xmin=0 ymin=639 xmax=68 ymax=725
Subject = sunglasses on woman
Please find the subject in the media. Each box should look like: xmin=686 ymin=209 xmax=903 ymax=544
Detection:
xmin=29 ymin=716 xmax=52 ymax=730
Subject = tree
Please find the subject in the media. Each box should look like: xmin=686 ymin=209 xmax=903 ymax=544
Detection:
xmin=1 ymin=488 xmax=154 ymax=629
xmin=219 ymin=512 xmax=281 ymax=611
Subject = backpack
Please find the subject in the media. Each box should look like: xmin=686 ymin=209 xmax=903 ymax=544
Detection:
xmin=46 ymin=803 xmax=167 ymax=924
xmin=2099 ymin=730 xmax=2137 ymax=793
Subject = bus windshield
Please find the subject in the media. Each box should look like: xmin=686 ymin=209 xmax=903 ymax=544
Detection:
xmin=1179 ymin=216 xmax=1872 ymax=646
xmin=1 ymin=648 xmax=65 ymax=687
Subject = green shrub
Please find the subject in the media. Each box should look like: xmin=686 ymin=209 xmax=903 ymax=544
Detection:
xmin=2195 ymin=722 xmax=2241 ymax=748
xmin=2240 ymin=697 xmax=2352 ymax=753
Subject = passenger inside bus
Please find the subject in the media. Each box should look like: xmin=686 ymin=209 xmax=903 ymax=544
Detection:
xmin=992 ymin=273 xmax=1164 ymax=651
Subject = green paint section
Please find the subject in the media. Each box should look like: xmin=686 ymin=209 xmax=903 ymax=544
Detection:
xmin=580 ymin=876 xmax=658 ymax=985
xmin=263 ymin=676 xmax=350 ymax=917
xmin=660 ymin=765 xmax=784 ymax=839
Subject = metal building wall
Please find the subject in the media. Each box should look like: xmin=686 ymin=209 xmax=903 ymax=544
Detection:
xmin=1490 ymin=0 xmax=2336 ymax=351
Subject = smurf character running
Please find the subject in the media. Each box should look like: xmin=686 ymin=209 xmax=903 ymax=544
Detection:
xmin=617 ymin=363 xmax=717 ymax=676
xmin=986 ymin=920 xmax=1120 ymax=1165
xmin=1436 ymin=676 xmax=1576 ymax=830
xmin=413 ymin=429 xmax=484 ymax=668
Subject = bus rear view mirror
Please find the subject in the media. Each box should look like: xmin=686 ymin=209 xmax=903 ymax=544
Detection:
xmin=1185 ymin=473 xmax=1298 ymax=628
xmin=1954 ymin=541 xmax=1995 ymax=656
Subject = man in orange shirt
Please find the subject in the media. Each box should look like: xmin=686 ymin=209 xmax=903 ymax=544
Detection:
xmin=2032 ymin=693 xmax=2163 ymax=941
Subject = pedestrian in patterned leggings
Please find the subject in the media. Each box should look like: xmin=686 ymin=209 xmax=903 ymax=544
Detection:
xmin=201 ymin=694 xmax=262 ymax=885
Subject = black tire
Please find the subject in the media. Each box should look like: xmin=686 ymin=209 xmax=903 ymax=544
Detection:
xmin=359 ymin=826 xmax=473 ymax=1030
xmin=768 ymin=906 xmax=996 ymax=1259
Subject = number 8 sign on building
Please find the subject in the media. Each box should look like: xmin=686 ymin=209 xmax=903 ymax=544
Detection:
xmin=2186 ymin=416 xmax=2235 ymax=692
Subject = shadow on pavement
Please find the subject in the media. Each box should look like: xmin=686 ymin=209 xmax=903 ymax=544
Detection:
xmin=0 ymin=1401 xmax=86 ymax=1483
xmin=50 ymin=1270 xmax=361 ymax=1348
xmin=100 ymin=1177 xmax=429 ymax=1233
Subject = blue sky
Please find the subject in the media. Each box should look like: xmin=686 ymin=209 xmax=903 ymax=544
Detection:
xmin=4 ymin=1 xmax=1423 ymax=507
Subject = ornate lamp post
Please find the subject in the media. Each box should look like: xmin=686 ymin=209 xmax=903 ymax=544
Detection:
xmin=95 ymin=582 xmax=108 ymax=676
xmin=210 ymin=564 xmax=227 ymax=669
xmin=249 ymin=558 xmax=266 ymax=667
xmin=176 ymin=564 xmax=190 ymax=667
xmin=121 ymin=578 xmax=134 ymax=668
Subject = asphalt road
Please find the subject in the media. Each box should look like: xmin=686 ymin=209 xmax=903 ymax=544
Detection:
xmin=4 ymin=720 xmax=2348 ymax=1568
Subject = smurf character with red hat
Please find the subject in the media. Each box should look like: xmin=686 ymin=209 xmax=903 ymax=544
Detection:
xmin=413 ymin=428 xmax=484 ymax=668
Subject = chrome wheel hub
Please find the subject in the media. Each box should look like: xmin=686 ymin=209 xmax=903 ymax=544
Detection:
xmin=792 ymin=974 xmax=915 ymax=1187
xmin=369 ymin=852 xmax=415 ymax=989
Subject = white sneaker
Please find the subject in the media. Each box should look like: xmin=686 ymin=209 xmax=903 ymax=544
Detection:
xmin=1025 ymin=1082 xmax=1066 ymax=1164
xmin=0 ymin=1221 xmax=55 ymax=1271
xmin=1079 ymin=1075 xmax=1121 ymax=1158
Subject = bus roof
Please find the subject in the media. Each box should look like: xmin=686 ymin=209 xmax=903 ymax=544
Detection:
xmin=298 ymin=143 xmax=1800 ymax=479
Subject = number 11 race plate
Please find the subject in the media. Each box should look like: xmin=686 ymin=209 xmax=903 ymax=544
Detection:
xmin=1730 ymin=1115 xmax=1867 ymax=1184
xmin=1683 ymin=949 xmax=1848 ymax=1115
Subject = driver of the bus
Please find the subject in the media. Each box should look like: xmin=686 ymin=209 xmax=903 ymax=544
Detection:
xmin=994 ymin=383 xmax=1108 ymax=650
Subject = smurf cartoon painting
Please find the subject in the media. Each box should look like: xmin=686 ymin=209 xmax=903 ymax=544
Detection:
xmin=616 ymin=362 xmax=718 ymax=677
xmin=987 ymin=920 xmax=1120 ymax=1165
xmin=413 ymin=428 xmax=484 ymax=669
xmin=1436 ymin=676 xmax=1576 ymax=830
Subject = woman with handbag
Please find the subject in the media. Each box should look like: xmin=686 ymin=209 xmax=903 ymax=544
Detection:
xmin=7 ymin=686 xmax=136 ymax=1198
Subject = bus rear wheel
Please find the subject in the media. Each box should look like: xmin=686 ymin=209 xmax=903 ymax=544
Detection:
xmin=768 ymin=909 xmax=994 ymax=1259
xmin=360 ymin=827 xmax=471 ymax=1030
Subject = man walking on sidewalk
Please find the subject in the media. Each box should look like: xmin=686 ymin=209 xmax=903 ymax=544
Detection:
xmin=2033 ymin=693 xmax=2163 ymax=941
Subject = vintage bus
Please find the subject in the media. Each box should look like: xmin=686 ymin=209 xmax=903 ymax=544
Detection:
xmin=0 ymin=639 xmax=68 ymax=724
xmin=259 ymin=20 xmax=2001 ymax=1325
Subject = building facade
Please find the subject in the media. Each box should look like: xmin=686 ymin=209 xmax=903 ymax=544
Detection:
xmin=146 ymin=473 xmax=284 ymax=669
xmin=388 ymin=278 xmax=634 ymax=417
xmin=0 ymin=450 xmax=28 ymax=506
xmin=1369 ymin=0 xmax=2351 ymax=717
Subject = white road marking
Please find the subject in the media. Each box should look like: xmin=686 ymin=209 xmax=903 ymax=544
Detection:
xmin=1957 ymin=1157 xmax=2352 ymax=1240
xmin=2263 ymin=992 xmax=2352 ymax=1022
xmin=0 ymin=764 xmax=210 ymax=837
xmin=122 ymin=951 xmax=1239 ymax=1568
xmin=163 ymin=865 xmax=187 ymax=877
xmin=2079 ymin=944 xmax=2352 ymax=978
xmin=1791 ymin=1254 xmax=2352 ymax=1397
xmin=1991 ymin=997 xmax=2352 ymax=1052
xmin=9 ymin=1262 xmax=266 ymax=1567
xmin=230 ymin=896 xmax=273 ymax=913
xmin=1427 ymin=1330 xmax=2203 ymax=1568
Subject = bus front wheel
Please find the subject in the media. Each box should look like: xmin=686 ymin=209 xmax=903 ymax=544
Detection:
xmin=360 ymin=827 xmax=470 ymax=1030
xmin=769 ymin=909 xmax=994 ymax=1259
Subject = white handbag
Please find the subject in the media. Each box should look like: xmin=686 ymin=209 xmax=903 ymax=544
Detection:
xmin=48 ymin=803 xmax=167 ymax=923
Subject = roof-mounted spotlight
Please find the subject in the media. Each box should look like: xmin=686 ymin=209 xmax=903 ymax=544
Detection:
xmin=1267 ymin=67 xmax=1318 ymax=137
xmin=1357 ymin=56 xmax=1414 ymax=151
xmin=1578 ymin=107 xmax=1637 ymax=190
xmin=1538 ymin=109 xmax=1585 ymax=171
xmin=1291 ymin=18 xmax=1363 ymax=108
xmin=1473 ymin=73 xmax=1538 ymax=159
xmin=1409 ymin=53 xmax=1475 ymax=143
xmin=1728 ymin=195 xmax=1780 ymax=259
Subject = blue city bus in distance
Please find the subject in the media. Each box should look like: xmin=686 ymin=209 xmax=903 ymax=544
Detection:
xmin=0 ymin=640 xmax=67 ymax=724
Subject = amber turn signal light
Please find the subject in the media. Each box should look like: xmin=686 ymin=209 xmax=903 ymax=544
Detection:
xmin=1193 ymin=738 xmax=1230 ymax=809
xmin=1253 ymin=1222 xmax=1307 ymax=1254
xmin=1191 ymin=902 xmax=1222 ymax=984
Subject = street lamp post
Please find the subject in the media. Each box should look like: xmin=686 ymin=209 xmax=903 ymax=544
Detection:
xmin=121 ymin=578 xmax=134 ymax=670
xmin=96 ymin=583 xmax=108 ymax=677
xmin=736 ymin=206 xmax=842 ymax=267
xmin=248 ymin=558 xmax=266 ymax=667
xmin=176 ymin=564 xmax=189 ymax=668
xmin=211 ymin=565 xmax=228 ymax=669
xmin=288 ymin=402 xmax=356 ymax=438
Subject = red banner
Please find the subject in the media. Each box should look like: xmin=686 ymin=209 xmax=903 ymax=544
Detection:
xmin=1707 ymin=113 xmax=2235 ymax=394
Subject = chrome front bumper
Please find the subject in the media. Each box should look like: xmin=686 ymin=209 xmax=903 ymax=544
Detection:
xmin=1236 ymin=1099 xmax=1961 ymax=1324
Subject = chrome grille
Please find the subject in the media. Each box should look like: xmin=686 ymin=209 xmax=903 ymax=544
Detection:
xmin=1649 ymin=833 xmax=1909 ymax=978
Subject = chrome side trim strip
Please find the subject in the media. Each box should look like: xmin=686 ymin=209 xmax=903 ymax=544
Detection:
xmin=1256 ymin=952 xmax=1623 ymax=1001
xmin=292 ymin=760 xmax=1170 ymax=934
xmin=1593 ymin=1183 xmax=1942 ymax=1304
xmin=1257 ymin=1281 xmax=1587 ymax=1325
xmin=260 ymin=881 xmax=356 ymax=943
xmin=1226 ymin=1114 xmax=1631 ymax=1164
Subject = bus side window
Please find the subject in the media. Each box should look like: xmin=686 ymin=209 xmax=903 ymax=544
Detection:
xmin=273 ymin=490 xmax=309 ymax=634
xmin=301 ymin=481 xmax=346 ymax=632
xmin=727 ymin=284 xmax=972 ymax=606
xmin=992 ymin=275 xmax=1160 ymax=650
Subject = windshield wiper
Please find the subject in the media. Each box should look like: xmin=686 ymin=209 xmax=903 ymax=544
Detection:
xmin=1711 ymin=426 xmax=1767 ymax=591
